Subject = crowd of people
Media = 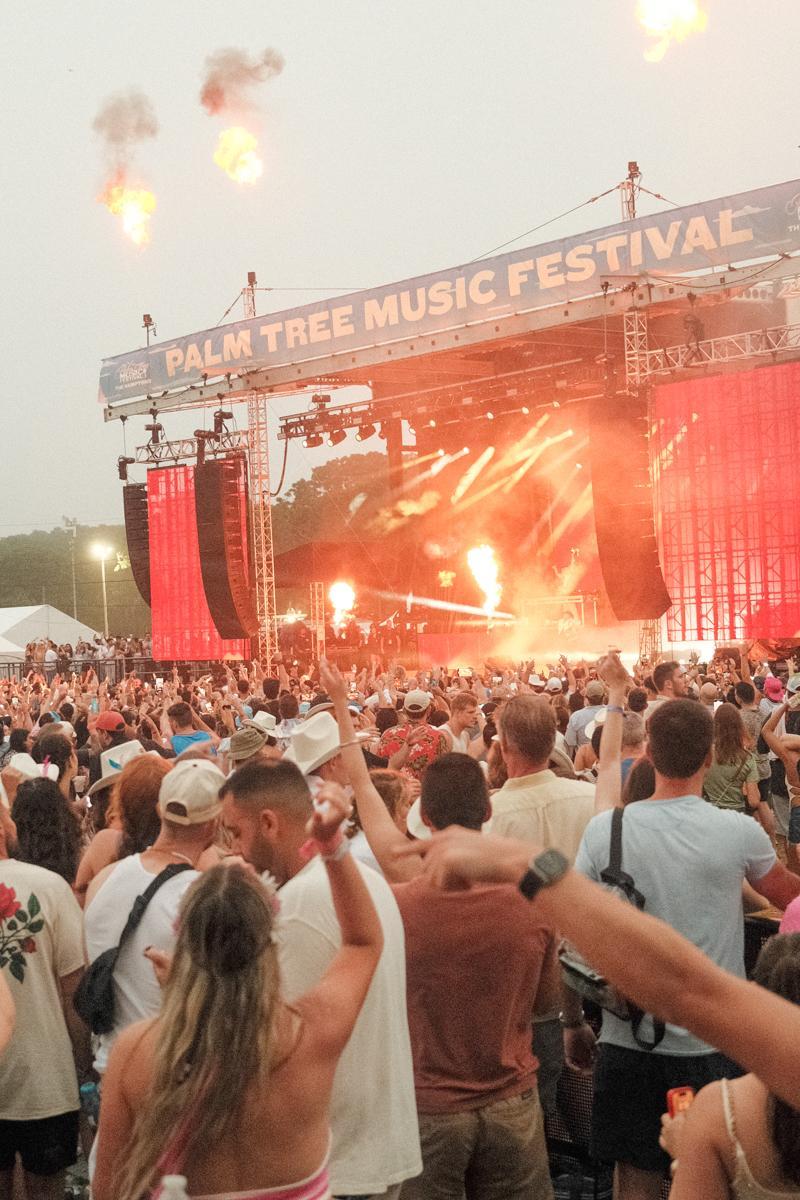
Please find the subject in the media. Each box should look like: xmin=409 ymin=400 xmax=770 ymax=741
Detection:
xmin=0 ymin=643 xmax=799 ymax=1198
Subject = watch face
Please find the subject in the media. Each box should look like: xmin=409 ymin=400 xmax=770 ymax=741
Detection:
xmin=536 ymin=848 xmax=568 ymax=883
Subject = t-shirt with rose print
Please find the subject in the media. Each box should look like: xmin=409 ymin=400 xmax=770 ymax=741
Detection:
xmin=377 ymin=723 xmax=447 ymax=781
xmin=0 ymin=859 xmax=84 ymax=1119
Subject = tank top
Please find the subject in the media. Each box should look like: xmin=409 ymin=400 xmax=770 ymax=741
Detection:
xmin=721 ymin=1077 xmax=800 ymax=1199
xmin=441 ymin=723 xmax=471 ymax=754
xmin=84 ymin=854 xmax=199 ymax=1072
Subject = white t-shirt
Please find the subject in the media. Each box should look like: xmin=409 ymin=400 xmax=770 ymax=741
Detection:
xmin=277 ymin=857 xmax=421 ymax=1195
xmin=0 ymin=860 xmax=85 ymax=1119
xmin=440 ymin=723 xmax=471 ymax=754
xmin=84 ymin=855 xmax=199 ymax=1072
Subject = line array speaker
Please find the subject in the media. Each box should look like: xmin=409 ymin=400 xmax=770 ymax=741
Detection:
xmin=589 ymin=391 xmax=671 ymax=621
xmin=194 ymin=455 xmax=259 ymax=638
xmin=123 ymin=483 xmax=151 ymax=607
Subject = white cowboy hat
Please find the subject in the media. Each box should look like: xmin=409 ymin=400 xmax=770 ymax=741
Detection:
xmin=246 ymin=711 xmax=277 ymax=734
xmin=88 ymin=739 xmax=155 ymax=797
xmin=282 ymin=712 xmax=368 ymax=776
xmin=7 ymin=753 xmax=58 ymax=783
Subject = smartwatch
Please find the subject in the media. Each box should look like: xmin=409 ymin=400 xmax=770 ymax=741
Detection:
xmin=518 ymin=848 xmax=569 ymax=900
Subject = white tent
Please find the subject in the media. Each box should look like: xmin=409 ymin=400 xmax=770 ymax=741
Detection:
xmin=0 ymin=607 xmax=100 ymax=660
xmin=0 ymin=636 xmax=24 ymax=663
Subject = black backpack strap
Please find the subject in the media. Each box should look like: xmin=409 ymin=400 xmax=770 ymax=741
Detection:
xmin=117 ymin=863 xmax=193 ymax=953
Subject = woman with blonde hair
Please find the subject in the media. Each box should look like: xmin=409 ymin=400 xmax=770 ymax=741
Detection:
xmin=92 ymin=785 xmax=382 ymax=1200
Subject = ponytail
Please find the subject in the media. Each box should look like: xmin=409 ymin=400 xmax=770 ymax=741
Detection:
xmin=752 ymin=934 xmax=800 ymax=1185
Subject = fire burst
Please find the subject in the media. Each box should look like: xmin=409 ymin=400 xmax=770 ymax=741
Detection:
xmin=329 ymin=581 xmax=356 ymax=628
xmin=214 ymin=127 xmax=264 ymax=184
xmin=637 ymin=0 xmax=707 ymax=62
xmin=99 ymin=178 xmax=156 ymax=245
xmin=467 ymin=545 xmax=502 ymax=619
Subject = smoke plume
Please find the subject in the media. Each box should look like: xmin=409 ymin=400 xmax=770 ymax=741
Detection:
xmin=200 ymin=47 xmax=284 ymax=116
xmin=92 ymin=89 xmax=159 ymax=165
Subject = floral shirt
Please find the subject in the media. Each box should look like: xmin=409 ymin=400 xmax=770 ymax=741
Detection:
xmin=0 ymin=860 xmax=84 ymax=1120
xmin=377 ymin=723 xmax=447 ymax=781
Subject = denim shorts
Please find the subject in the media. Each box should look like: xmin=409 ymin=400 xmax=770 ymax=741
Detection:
xmin=789 ymin=804 xmax=800 ymax=845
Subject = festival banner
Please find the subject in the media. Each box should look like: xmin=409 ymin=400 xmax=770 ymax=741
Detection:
xmin=100 ymin=178 xmax=800 ymax=404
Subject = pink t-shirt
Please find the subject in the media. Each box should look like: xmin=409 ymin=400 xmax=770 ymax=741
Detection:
xmin=779 ymin=895 xmax=800 ymax=933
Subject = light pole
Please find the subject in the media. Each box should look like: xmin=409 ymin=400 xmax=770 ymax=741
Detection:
xmin=63 ymin=517 xmax=78 ymax=618
xmin=91 ymin=543 xmax=112 ymax=637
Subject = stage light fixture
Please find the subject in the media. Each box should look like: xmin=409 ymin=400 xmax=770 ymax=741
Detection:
xmin=311 ymin=392 xmax=331 ymax=409
xmin=355 ymin=423 xmax=376 ymax=442
xmin=213 ymin=409 xmax=234 ymax=435
xmin=304 ymin=433 xmax=323 ymax=448
xmin=486 ymin=411 xmax=494 ymax=421
xmin=328 ymin=429 xmax=347 ymax=447
xmin=117 ymin=456 xmax=135 ymax=482
xmin=522 ymin=406 xmax=530 ymax=415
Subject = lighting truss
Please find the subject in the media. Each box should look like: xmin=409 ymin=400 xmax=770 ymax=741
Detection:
xmin=277 ymin=360 xmax=597 ymax=442
xmin=133 ymin=430 xmax=250 ymax=464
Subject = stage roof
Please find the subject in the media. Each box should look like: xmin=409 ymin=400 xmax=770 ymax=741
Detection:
xmin=100 ymin=178 xmax=800 ymax=423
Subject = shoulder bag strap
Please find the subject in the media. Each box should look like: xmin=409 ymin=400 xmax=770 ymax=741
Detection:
xmin=117 ymin=862 xmax=193 ymax=955
xmin=600 ymin=808 xmax=646 ymax=910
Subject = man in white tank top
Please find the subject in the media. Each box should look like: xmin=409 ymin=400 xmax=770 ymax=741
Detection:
xmin=439 ymin=692 xmax=485 ymax=760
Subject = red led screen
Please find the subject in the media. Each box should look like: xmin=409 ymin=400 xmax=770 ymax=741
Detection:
xmin=148 ymin=465 xmax=249 ymax=660
xmin=653 ymin=363 xmax=800 ymax=642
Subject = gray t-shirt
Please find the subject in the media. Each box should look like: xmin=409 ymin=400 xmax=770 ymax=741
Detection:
xmin=574 ymin=795 xmax=776 ymax=1056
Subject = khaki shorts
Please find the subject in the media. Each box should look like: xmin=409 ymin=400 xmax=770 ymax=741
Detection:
xmin=401 ymin=1088 xmax=553 ymax=1200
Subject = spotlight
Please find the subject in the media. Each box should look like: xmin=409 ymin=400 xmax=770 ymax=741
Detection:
xmin=355 ymin=423 xmax=376 ymax=442
xmin=304 ymin=433 xmax=323 ymax=448
xmin=437 ymin=449 xmax=445 ymax=457
xmin=328 ymin=429 xmax=347 ymax=447
xmin=213 ymin=409 xmax=234 ymax=435
xmin=576 ymin=462 xmax=583 ymax=470
xmin=522 ymin=406 xmax=530 ymax=415
xmin=117 ymin=456 xmax=135 ymax=482
xmin=486 ymin=411 xmax=494 ymax=421
xmin=429 ymin=419 xmax=437 ymax=428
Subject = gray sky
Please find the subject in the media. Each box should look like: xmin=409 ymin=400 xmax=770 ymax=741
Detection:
xmin=4 ymin=0 xmax=800 ymax=535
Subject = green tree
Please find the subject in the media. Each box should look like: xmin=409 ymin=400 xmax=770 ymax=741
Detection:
xmin=271 ymin=450 xmax=390 ymax=552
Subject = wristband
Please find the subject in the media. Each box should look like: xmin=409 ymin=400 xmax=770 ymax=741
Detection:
xmin=606 ymin=705 xmax=624 ymax=715
xmin=320 ymin=836 xmax=351 ymax=863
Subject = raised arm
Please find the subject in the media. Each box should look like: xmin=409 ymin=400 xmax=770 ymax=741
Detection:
xmin=593 ymin=652 xmax=631 ymax=812
xmin=320 ymin=658 xmax=420 ymax=881
xmin=400 ymin=827 xmax=800 ymax=1112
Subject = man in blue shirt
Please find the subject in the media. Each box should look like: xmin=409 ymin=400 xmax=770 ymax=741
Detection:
xmin=564 ymin=699 xmax=800 ymax=1200
xmin=165 ymin=701 xmax=219 ymax=757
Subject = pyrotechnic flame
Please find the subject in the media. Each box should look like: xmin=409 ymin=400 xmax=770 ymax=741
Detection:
xmin=329 ymin=581 xmax=356 ymax=628
xmin=98 ymin=177 xmax=156 ymax=245
xmin=467 ymin=545 xmax=502 ymax=619
xmin=637 ymin=0 xmax=707 ymax=61
xmin=214 ymin=127 xmax=263 ymax=184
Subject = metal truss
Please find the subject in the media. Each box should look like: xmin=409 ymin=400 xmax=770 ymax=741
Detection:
xmin=247 ymin=392 xmax=279 ymax=669
xmin=309 ymin=582 xmax=326 ymax=659
xmin=623 ymin=309 xmax=649 ymax=389
xmin=133 ymin=431 xmax=250 ymax=464
xmin=643 ymin=321 xmax=800 ymax=377
xmin=638 ymin=619 xmax=663 ymax=664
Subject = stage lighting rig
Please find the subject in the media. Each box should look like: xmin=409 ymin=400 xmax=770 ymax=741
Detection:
xmin=213 ymin=409 xmax=234 ymax=435
xmin=117 ymin=456 xmax=135 ymax=482
xmin=355 ymin=423 xmax=376 ymax=442
xmin=328 ymin=428 xmax=347 ymax=447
